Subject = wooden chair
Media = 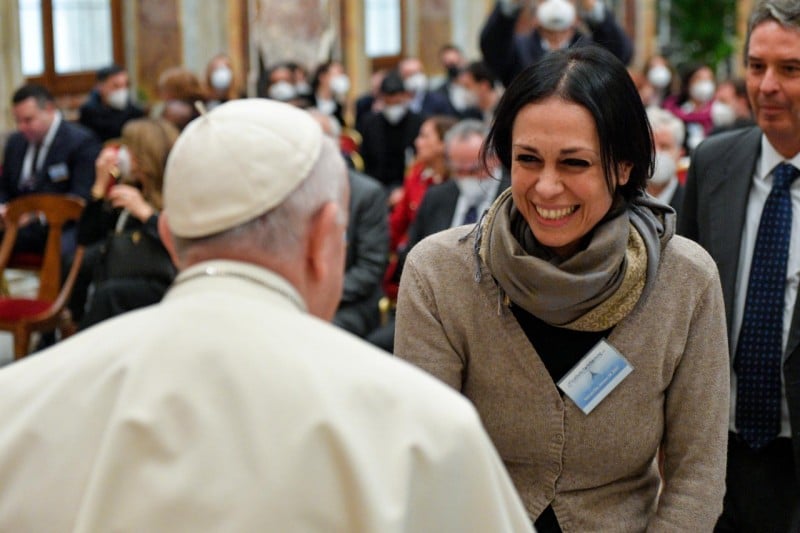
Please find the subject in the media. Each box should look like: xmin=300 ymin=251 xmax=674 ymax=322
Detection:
xmin=0 ymin=194 xmax=85 ymax=360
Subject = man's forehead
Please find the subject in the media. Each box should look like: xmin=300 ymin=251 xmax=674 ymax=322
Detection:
xmin=749 ymin=21 xmax=800 ymax=57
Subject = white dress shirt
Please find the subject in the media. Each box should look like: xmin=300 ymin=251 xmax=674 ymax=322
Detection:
xmin=730 ymin=135 xmax=800 ymax=437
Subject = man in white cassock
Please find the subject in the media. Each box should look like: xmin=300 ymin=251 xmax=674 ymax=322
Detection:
xmin=0 ymin=99 xmax=535 ymax=532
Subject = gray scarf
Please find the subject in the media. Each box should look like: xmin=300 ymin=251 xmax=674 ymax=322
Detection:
xmin=473 ymin=189 xmax=675 ymax=331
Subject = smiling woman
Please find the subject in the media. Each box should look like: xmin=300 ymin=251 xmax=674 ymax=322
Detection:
xmin=394 ymin=46 xmax=730 ymax=532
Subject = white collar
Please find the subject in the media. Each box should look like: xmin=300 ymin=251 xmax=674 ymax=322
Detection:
xmin=40 ymin=111 xmax=62 ymax=149
xmin=758 ymin=134 xmax=800 ymax=180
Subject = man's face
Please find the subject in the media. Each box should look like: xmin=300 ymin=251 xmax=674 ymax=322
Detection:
xmin=746 ymin=21 xmax=800 ymax=154
xmin=99 ymin=71 xmax=129 ymax=102
xmin=447 ymin=134 xmax=487 ymax=179
xmin=13 ymin=97 xmax=55 ymax=144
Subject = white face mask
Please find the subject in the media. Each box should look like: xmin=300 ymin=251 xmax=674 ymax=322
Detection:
xmin=650 ymin=150 xmax=677 ymax=186
xmin=536 ymin=0 xmax=576 ymax=31
xmin=295 ymin=81 xmax=312 ymax=96
xmin=689 ymin=79 xmax=715 ymax=104
xmin=210 ymin=67 xmax=233 ymax=91
xmin=382 ymin=103 xmax=408 ymax=125
xmin=647 ymin=65 xmax=672 ymax=89
xmin=268 ymin=81 xmax=297 ymax=102
xmin=404 ymin=72 xmax=428 ymax=94
xmin=710 ymin=100 xmax=736 ymax=128
xmin=106 ymin=88 xmax=129 ymax=110
xmin=455 ymin=176 xmax=489 ymax=203
xmin=449 ymin=84 xmax=478 ymax=111
xmin=117 ymin=145 xmax=132 ymax=181
xmin=330 ymin=74 xmax=350 ymax=97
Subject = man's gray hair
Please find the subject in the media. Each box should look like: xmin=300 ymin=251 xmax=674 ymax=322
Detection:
xmin=646 ymin=107 xmax=686 ymax=147
xmin=745 ymin=0 xmax=800 ymax=62
xmin=172 ymin=136 xmax=347 ymax=260
xmin=443 ymin=119 xmax=488 ymax=147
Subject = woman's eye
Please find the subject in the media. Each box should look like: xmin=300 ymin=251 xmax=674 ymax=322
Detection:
xmin=562 ymin=158 xmax=590 ymax=168
xmin=515 ymin=154 xmax=539 ymax=163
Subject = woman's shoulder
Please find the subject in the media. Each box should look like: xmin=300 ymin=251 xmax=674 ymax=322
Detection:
xmin=660 ymin=235 xmax=719 ymax=282
xmin=406 ymin=227 xmax=476 ymax=272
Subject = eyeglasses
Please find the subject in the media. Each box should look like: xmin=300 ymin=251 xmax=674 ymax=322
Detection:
xmin=447 ymin=161 xmax=484 ymax=177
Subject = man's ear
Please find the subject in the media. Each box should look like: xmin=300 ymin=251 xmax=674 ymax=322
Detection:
xmin=157 ymin=211 xmax=181 ymax=269
xmin=305 ymin=201 xmax=342 ymax=283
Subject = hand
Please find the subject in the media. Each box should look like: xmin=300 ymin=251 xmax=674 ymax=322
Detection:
xmin=93 ymin=146 xmax=120 ymax=198
xmin=388 ymin=187 xmax=405 ymax=208
xmin=108 ymin=184 xmax=154 ymax=222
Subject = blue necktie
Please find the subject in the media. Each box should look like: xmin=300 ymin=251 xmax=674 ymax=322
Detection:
xmin=735 ymin=162 xmax=799 ymax=449
xmin=463 ymin=205 xmax=478 ymax=225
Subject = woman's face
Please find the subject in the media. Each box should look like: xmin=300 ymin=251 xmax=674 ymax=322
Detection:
xmin=414 ymin=120 xmax=445 ymax=164
xmin=510 ymin=97 xmax=630 ymax=258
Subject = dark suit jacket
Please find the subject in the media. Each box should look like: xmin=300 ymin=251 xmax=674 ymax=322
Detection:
xmin=679 ymin=126 xmax=800 ymax=484
xmin=401 ymin=171 xmax=511 ymax=273
xmin=0 ymin=119 xmax=101 ymax=203
xmin=79 ymin=90 xmax=145 ymax=142
xmin=358 ymin=111 xmax=424 ymax=189
xmin=333 ymin=170 xmax=389 ymax=338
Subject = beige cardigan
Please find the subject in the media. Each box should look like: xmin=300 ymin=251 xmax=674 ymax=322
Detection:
xmin=395 ymin=227 xmax=729 ymax=532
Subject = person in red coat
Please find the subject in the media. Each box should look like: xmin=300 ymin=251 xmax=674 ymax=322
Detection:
xmin=384 ymin=115 xmax=457 ymax=299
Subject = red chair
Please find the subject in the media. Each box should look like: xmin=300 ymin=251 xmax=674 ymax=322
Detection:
xmin=0 ymin=194 xmax=85 ymax=360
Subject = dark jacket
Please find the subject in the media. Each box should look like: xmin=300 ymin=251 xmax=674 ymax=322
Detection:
xmin=0 ymin=119 xmax=100 ymax=203
xmin=358 ymin=110 xmax=424 ymax=189
xmin=679 ymin=126 xmax=800 ymax=494
xmin=79 ymin=90 xmax=145 ymax=142
xmin=333 ymin=170 xmax=389 ymax=338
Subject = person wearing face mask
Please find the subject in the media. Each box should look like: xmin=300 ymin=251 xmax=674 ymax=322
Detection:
xmin=709 ymin=78 xmax=755 ymax=136
xmin=204 ymin=54 xmax=241 ymax=109
xmin=643 ymin=55 xmax=676 ymax=106
xmin=429 ymin=44 xmax=466 ymax=92
xmin=79 ymin=64 xmax=145 ymax=143
xmin=69 ymin=118 xmax=179 ymax=329
xmin=480 ymin=0 xmax=633 ymax=88
xmin=399 ymin=57 xmax=453 ymax=117
xmin=310 ymin=61 xmax=350 ymax=127
xmin=367 ymin=119 xmax=509 ymax=353
xmin=457 ymin=61 xmax=503 ymax=125
xmin=664 ymin=63 xmax=716 ymax=152
xmin=359 ymin=70 xmax=424 ymax=191
xmin=646 ymin=107 xmax=686 ymax=220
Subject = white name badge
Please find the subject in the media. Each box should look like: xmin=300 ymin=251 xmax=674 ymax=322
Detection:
xmin=557 ymin=339 xmax=633 ymax=415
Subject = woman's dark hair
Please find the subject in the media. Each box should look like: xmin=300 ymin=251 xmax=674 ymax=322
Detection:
xmin=676 ymin=62 xmax=711 ymax=105
xmin=311 ymin=61 xmax=334 ymax=93
xmin=426 ymin=114 xmax=459 ymax=141
xmin=482 ymin=46 xmax=653 ymax=200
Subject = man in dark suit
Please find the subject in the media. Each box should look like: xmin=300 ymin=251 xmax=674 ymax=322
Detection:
xmin=357 ymin=70 xmax=424 ymax=192
xmin=406 ymin=119 xmax=508 ymax=251
xmin=367 ymin=119 xmax=508 ymax=352
xmin=645 ymin=107 xmax=685 ymax=221
xmin=309 ymin=110 xmax=389 ymax=340
xmin=79 ymin=64 xmax=145 ymax=142
xmin=679 ymin=2 xmax=800 ymax=529
xmin=1 ymin=84 xmax=101 ymax=252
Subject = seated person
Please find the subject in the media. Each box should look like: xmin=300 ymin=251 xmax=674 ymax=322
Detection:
xmin=72 ymin=118 xmax=179 ymax=329
xmin=79 ymin=64 xmax=145 ymax=142
xmin=0 ymin=84 xmax=101 ymax=254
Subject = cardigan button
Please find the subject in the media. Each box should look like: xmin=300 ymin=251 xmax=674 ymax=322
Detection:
xmin=554 ymin=433 xmax=564 ymax=444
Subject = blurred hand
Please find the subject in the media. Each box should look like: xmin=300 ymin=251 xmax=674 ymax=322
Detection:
xmin=388 ymin=187 xmax=404 ymax=208
xmin=93 ymin=146 xmax=120 ymax=198
xmin=108 ymin=184 xmax=154 ymax=222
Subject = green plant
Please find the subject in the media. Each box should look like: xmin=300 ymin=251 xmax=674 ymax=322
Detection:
xmin=669 ymin=0 xmax=737 ymax=69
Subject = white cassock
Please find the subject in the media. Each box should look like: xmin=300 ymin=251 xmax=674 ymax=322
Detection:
xmin=0 ymin=260 xmax=534 ymax=533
